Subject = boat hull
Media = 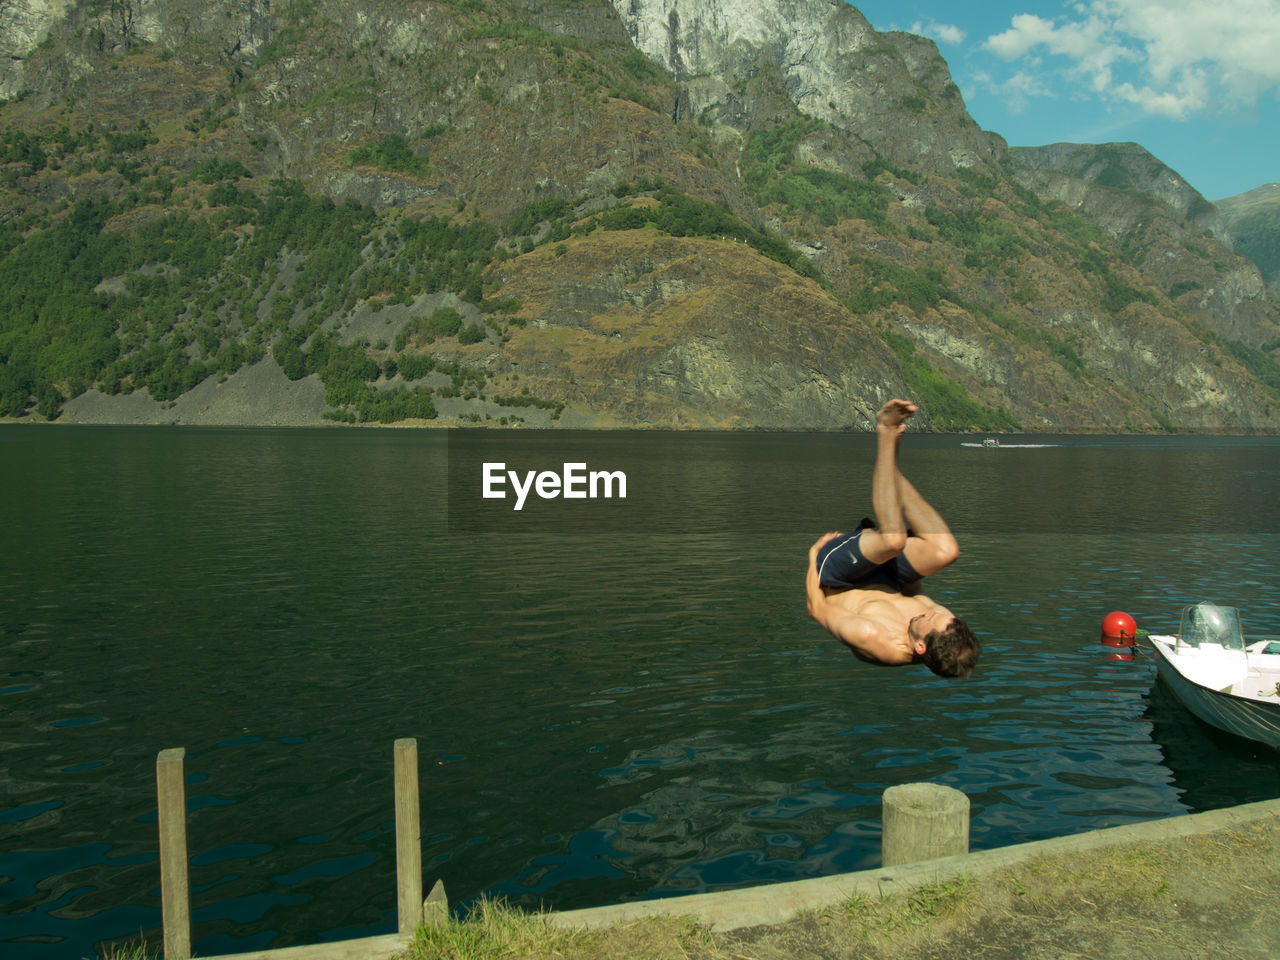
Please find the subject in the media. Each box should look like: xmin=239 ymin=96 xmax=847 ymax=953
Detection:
xmin=1150 ymin=638 xmax=1280 ymax=750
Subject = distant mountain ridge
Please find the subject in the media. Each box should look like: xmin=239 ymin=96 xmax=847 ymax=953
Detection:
xmin=1218 ymin=183 xmax=1280 ymax=295
xmin=1 ymin=0 xmax=1278 ymax=432
xmin=1010 ymin=142 xmax=1225 ymax=239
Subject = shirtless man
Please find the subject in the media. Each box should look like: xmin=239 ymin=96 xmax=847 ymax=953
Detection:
xmin=806 ymin=399 xmax=979 ymax=677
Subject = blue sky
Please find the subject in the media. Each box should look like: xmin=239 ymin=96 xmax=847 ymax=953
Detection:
xmin=849 ymin=0 xmax=1279 ymax=201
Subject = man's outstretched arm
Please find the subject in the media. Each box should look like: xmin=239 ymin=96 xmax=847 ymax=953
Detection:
xmin=806 ymin=531 xmax=841 ymax=627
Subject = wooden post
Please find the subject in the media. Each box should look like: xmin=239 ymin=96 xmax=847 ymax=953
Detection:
xmin=881 ymin=782 xmax=970 ymax=867
xmin=156 ymin=748 xmax=192 ymax=960
xmin=423 ymin=878 xmax=449 ymax=927
xmin=394 ymin=738 xmax=423 ymax=935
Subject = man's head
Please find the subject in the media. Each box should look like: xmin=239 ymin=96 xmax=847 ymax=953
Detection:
xmin=918 ymin=616 xmax=980 ymax=678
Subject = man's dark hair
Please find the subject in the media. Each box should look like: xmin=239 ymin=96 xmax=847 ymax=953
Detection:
xmin=922 ymin=617 xmax=979 ymax=677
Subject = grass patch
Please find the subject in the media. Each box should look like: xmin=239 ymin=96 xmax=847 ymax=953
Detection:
xmin=405 ymin=900 xmax=590 ymax=959
xmin=1011 ymin=844 xmax=1173 ymax=907
xmin=840 ymin=875 xmax=975 ymax=940
xmin=93 ymin=935 xmax=155 ymax=960
xmin=400 ymin=901 xmax=714 ymax=960
xmin=396 ymin=877 xmax=978 ymax=960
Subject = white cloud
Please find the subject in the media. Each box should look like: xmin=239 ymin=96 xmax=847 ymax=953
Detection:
xmin=909 ymin=19 xmax=966 ymax=45
xmin=972 ymin=68 xmax=1056 ymax=115
xmin=986 ymin=14 xmax=1074 ymax=60
xmin=981 ymin=0 xmax=1280 ymax=119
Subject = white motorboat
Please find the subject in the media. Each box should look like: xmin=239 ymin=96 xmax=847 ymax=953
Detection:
xmin=1147 ymin=602 xmax=1280 ymax=750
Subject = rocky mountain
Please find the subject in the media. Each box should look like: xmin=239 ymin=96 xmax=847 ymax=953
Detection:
xmin=1009 ymin=142 xmax=1273 ymax=349
xmin=1 ymin=0 xmax=1278 ymax=432
xmin=1218 ymin=183 xmax=1280 ymax=295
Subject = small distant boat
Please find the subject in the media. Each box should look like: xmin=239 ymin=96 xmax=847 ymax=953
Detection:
xmin=1147 ymin=602 xmax=1280 ymax=750
xmin=959 ymin=439 xmax=1058 ymax=449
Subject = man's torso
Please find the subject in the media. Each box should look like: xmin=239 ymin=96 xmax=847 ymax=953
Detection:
xmin=822 ymin=584 xmax=944 ymax=663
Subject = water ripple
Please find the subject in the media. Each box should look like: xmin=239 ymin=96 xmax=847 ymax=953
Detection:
xmin=3 ymin=428 xmax=1279 ymax=953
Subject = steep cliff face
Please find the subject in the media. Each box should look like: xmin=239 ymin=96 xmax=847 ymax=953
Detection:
xmin=1 ymin=0 xmax=1278 ymax=432
xmin=0 ymin=0 xmax=271 ymax=98
xmin=0 ymin=1 xmax=77 ymax=101
xmin=610 ymin=0 xmax=1004 ymax=174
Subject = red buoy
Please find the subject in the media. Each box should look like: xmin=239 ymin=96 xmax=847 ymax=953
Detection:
xmin=1101 ymin=610 xmax=1137 ymax=648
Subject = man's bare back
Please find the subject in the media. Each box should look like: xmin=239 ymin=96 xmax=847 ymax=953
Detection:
xmin=805 ymin=400 xmax=979 ymax=677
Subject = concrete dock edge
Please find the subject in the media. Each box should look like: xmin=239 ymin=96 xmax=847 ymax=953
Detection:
xmin=549 ymin=796 xmax=1280 ymax=933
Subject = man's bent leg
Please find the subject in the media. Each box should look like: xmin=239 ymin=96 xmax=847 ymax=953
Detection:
xmin=898 ymin=473 xmax=959 ymax=576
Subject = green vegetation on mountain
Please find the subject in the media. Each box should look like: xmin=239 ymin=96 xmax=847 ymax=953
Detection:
xmin=0 ymin=140 xmax=818 ymax=422
xmin=0 ymin=0 xmax=1277 ymax=432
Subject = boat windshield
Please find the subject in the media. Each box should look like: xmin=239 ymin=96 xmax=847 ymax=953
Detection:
xmin=1177 ymin=602 xmax=1245 ymax=652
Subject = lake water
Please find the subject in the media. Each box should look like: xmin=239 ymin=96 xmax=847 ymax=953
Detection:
xmin=3 ymin=426 xmax=1280 ymax=957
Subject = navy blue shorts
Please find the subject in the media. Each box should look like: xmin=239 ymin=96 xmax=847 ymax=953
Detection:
xmin=815 ymin=518 xmax=923 ymax=590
